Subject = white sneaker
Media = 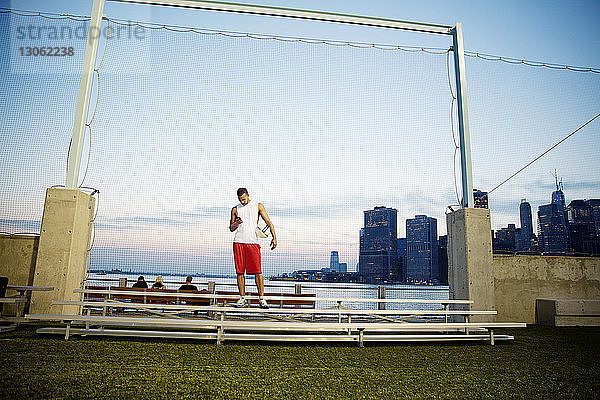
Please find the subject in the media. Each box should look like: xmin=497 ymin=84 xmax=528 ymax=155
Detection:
xmin=234 ymin=297 xmax=248 ymax=308
xmin=259 ymin=298 xmax=269 ymax=309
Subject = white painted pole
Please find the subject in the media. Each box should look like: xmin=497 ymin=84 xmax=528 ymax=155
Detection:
xmin=452 ymin=23 xmax=474 ymax=208
xmin=66 ymin=0 xmax=105 ymax=188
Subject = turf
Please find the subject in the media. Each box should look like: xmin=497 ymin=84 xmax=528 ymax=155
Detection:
xmin=0 ymin=325 xmax=598 ymax=399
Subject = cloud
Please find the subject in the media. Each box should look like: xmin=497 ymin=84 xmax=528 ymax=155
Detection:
xmin=269 ymin=204 xmax=341 ymax=218
xmin=168 ymin=207 xmax=231 ymax=219
xmin=0 ymin=218 xmax=41 ymax=233
xmin=95 ymin=215 xmax=188 ymax=230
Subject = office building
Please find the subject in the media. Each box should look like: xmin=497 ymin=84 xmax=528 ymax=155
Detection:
xmin=358 ymin=206 xmax=399 ymax=282
xmin=538 ymin=204 xmax=569 ymax=254
xmin=397 ymin=238 xmax=407 ymax=282
xmin=406 ymin=215 xmax=439 ymax=282
xmin=438 ymin=235 xmax=448 ymax=285
xmin=494 ymin=224 xmax=517 ymax=253
xmin=587 ymin=199 xmax=600 ymax=235
xmin=330 ymin=251 xmax=339 ymax=272
xmin=473 ymin=189 xmax=489 ymax=209
xmin=566 ymin=200 xmax=600 ymax=255
xmin=517 ymin=199 xmax=535 ymax=251
xmin=538 ymin=179 xmax=570 ymax=254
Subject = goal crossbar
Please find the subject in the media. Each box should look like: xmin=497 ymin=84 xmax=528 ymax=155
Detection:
xmin=108 ymin=0 xmax=453 ymax=35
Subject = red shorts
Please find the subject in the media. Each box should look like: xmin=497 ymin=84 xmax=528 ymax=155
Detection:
xmin=233 ymin=243 xmax=262 ymax=274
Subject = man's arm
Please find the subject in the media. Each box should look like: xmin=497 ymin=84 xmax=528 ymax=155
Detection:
xmin=258 ymin=203 xmax=277 ymax=250
xmin=230 ymin=207 xmax=242 ymax=232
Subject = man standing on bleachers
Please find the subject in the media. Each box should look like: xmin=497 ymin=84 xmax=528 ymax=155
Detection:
xmin=229 ymin=187 xmax=277 ymax=309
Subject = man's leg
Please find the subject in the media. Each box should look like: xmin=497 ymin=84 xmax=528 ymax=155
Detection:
xmin=254 ymin=273 xmax=264 ymax=297
xmin=233 ymin=243 xmax=246 ymax=298
xmin=236 ymin=273 xmax=246 ymax=297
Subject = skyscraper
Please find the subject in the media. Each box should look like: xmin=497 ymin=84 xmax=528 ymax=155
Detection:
xmin=538 ymin=179 xmax=569 ymax=254
xmin=330 ymin=251 xmax=339 ymax=272
xmin=359 ymin=206 xmax=399 ymax=282
xmin=494 ymin=224 xmax=516 ymax=253
xmin=518 ymin=199 xmax=534 ymax=251
xmin=584 ymin=199 xmax=600 ymax=236
xmin=538 ymin=204 xmax=569 ymax=254
xmin=566 ymin=200 xmax=600 ymax=255
xmin=473 ymin=189 xmax=489 ymax=209
xmin=397 ymin=237 xmax=407 ymax=282
xmin=438 ymin=235 xmax=448 ymax=285
xmin=406 ymin=215 xmax=439 ymax=282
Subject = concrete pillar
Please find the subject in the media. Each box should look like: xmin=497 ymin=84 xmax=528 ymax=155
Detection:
xmin=30 ymin=188 xmax=95 ymax=315
xmin=446 ymin=207 xmax=495 ymax=322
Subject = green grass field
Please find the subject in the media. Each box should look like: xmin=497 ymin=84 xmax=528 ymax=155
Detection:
xmin=1 ymin=325 xmax=598 ymax=399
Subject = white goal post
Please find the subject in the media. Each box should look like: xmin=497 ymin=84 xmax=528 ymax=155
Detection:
xmin=66 ymin=0 xmax=474 ymax=208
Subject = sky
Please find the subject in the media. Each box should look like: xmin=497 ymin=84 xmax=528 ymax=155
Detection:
xmin=1 ymin=0 xmax=599 ymax=276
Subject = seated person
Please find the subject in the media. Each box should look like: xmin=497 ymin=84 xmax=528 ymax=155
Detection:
xmin=132 ymin=275 xmax=148 ymax=289
xmin=178 ymin=275 xmax=198 ymax=291
xmin=152 ymin=275 xmax=166 ymax=289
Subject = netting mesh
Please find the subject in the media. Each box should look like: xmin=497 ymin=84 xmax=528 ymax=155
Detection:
xmin=0 ymin=12 xmax=87 ymax=234
xmin=79 ymin=18 xmax=454 ymax=279
xmin=466 ymin=56 xmax=600 ymax=231
xmin=2 ymin=10 xmax=600 ymax=293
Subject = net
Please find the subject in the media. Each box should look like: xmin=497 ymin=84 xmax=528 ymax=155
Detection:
xmin=2 ymin=9 xmax=599 ymax=290
xmin=79 ymin=16 xmax=455 ymax=279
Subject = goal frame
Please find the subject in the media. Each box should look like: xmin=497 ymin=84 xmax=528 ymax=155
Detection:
xmin=66 ymin=0 xmax=474 ymax=207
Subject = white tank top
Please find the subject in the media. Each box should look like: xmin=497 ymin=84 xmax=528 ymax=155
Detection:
xmin=233 ymin=200 xmax=259 ymax=244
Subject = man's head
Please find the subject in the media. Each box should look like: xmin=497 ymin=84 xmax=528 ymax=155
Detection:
xmin=138 ymin=276 xmax=145 ymax=282
xmin=186 ymin=276 xmax=193 ymax=284
xmin=237 ymin=187 xmax=250 ymax=205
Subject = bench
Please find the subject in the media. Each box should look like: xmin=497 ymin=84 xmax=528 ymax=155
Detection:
xmin=52 ymin=300 xmax=498 ymax=324
xmin=26 ymin=313 xmax=526 ymax=346
xmin=79 ymin=288 xmax=316 ymax=309
xmin=27 ymin=291 xmax=526 ymax=346
xmin=83 ymin=286 xmax=211 ymax=305
xmin=1 ymin=285 xmax=54 ymax=332
xmin=536 ymin=298 xmax=600 ymax=327
xmin=112 ymin=287 xmax=212 ymax=306
xmin=211 ymin=290 xmax=316 ymax=309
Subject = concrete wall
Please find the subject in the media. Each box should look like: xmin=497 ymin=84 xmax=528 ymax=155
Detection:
xmin=0 ymin=234 xmax=39 ymax=315
xmin=494 ymin=255 xmax=600 ymax=324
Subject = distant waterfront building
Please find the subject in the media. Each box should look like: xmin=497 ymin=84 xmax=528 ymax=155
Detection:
xmin=438 ymin=235 xmax=448 ymax=285
xmin=330 ymin=251 xmax=339 ymax=272
xmin=406 ymin=215 xmax=439 ymax=282
xmin=566 ymin=200 xmax=600 ymax=255
xmin=397 ymin=238 xmax=407 ymax=282
xmin=517 ymin=199 xmax=535 ymax=251
xmin=473 ymin=189 xmax=489 ymax=209
xmin=338 ymin=262 xmax=348 ymax=273
xmin=293 ymin=269 xmax=327 ymax=281
xmin=493 ymin=224 xmax=516 ymax=253
xmin=587 ymin=199 xmax=600 ymax=235
xmin=538 ymin=180 xmax=569 ymax=254
xmin=358 ymin=206 xmax=399 ymax=282
xmin=538 ymin=204 xmax=569 ymax=254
